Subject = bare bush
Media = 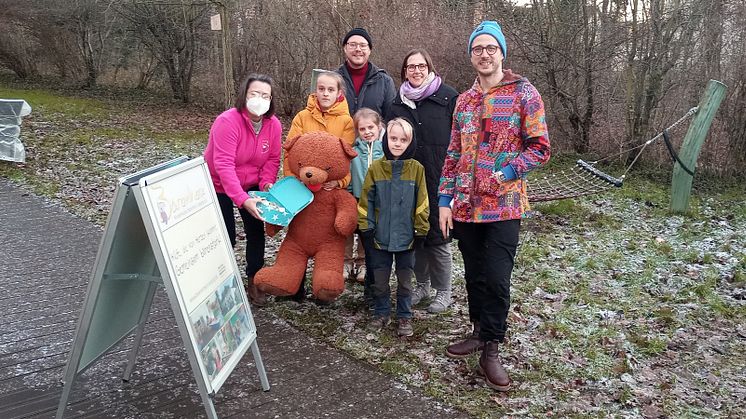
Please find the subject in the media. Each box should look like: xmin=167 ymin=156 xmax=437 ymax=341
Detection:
xmin=117 ymin=2 xmax=209 ymax=102
xmin=0 ymin=27 xmax=38 ymax=79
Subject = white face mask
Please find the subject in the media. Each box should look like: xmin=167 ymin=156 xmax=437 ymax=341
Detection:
xmin=246 ymin=97 xmax=270 ymax=116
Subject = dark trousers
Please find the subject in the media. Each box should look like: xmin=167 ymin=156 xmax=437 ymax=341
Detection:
xmin=217 ymin=191 xmax=265 ymax=278
xmin=453 ymin=219 xmax=521 ymax=342
xmin=367 ymin=247 xmax=415 ymax=319
xmin=362 ymin=237 xmax=374 ymax=303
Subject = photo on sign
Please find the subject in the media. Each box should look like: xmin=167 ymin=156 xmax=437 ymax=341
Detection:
xmin=229 ymin=309 xmax=251 ymax=343
xmin=200 ymin=326 xmax=242 ymax=380
xmin=202 ymin=341 xmax=223 ymax=379
xmin=221 ymin=320 xmax=237 ymax=356
xmin=190 ymin=292 xmax=225 ymax=351
xmin=189 ymin=273 xmax=251 ymax=381
xmin=213 ymin=330 xmax=232 ymax=368
xmin=217 ymin=277 xmax=241 ymax=316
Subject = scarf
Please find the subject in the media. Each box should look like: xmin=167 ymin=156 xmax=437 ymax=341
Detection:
xmin=399 ymin=73 xmax=441 ymax=109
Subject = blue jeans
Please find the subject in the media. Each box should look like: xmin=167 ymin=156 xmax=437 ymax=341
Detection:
xmin=367 ymin=247 xmax=415 ymax=319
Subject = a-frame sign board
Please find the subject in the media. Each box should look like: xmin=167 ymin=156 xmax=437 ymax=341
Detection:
xmin=56 ymin=156 xmax=269 ymax=419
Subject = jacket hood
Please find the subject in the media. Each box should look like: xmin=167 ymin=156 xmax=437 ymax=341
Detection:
xmin=471 ymin=69 xmax=528 ymax=92
xmin=471 ymin=69 xmax=525 ymax=93
xmin=383 ymin=123 xmax=417 ymax=161
xmin=305 ymin=93 xmax=350 ymax=117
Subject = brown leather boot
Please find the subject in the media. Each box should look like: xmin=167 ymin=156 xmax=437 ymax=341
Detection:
xmin=445 ymin=323 xmax=484 ymax=359
xmin=246 ymin=276 xmax=267 ymax=307
xmin=477 ymin=341 xmax=511 ymax=391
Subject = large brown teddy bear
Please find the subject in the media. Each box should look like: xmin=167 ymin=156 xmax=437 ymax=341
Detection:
xmin=254 ymin=131 xmax=358 ymax=301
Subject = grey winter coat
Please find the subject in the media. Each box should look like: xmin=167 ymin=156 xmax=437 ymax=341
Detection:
xmin=337 ymin=62 xmax=397 ymax=118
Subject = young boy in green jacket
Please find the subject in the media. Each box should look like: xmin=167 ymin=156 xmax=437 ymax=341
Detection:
xmin=358 ymin=117 xmax=429 ymax=337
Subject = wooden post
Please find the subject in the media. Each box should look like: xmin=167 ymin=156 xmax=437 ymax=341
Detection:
xmin=218 ymin=1 xmax=235 ymax=109
xmin=670 ymin=80 xmax=727 ymax=213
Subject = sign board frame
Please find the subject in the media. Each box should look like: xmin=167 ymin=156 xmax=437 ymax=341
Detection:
xmin=56 ymin=156 xmax=269 ymax=419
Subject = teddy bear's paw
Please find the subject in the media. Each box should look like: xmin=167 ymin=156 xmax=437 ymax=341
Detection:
xmin=314 ymin=288 xmax=343 ymax=302
xmin=334 ymin=218 xmax=357 ymax=237
xmin=254 ymin=270 xmax=300 ymax=296
xmin=255 ymin=282 xmax=294 ymax=296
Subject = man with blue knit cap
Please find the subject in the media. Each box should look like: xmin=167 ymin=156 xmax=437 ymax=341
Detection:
xmin=438 ymin=21 xmax=551 ymax=391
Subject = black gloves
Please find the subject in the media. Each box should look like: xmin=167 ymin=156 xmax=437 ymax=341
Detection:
xmin=360 ymin=229 xmax=375 ymax=240
xmin=360 ymin=229 xmax=375 ymax=248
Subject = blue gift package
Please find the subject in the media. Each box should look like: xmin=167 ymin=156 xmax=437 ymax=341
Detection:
xmin=247 ymin=177 xmax=314 ymax=226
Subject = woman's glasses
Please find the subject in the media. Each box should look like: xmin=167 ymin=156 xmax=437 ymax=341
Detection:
xmin=405 ymin=64 xmax=428 ymax=72
xmin=248 ymin=91 xmax=271 ymax=100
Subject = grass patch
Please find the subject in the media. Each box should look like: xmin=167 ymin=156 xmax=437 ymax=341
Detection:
xmin=0 ymin=86 xmax=110 ymax=118
xmin=534 ymin=199 xmax=581 ymax=216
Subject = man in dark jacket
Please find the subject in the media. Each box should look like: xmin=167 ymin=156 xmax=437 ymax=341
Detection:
xmin=337 ymin=28 xmax=396 ymax=118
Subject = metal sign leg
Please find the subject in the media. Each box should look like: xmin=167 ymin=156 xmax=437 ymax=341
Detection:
xmin=199 ymin=392 xmax=219 ymax=419
xmin=123 ymin=281 xmax=158 ymax=381
xmin=250 ymin=340 xmax=270 ymax=391
xmin=55 ymin=375 xmax=75 ymax=419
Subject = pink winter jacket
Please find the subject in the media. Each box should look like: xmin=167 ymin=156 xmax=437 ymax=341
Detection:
xmin=204 ymin=108 xmax=282 ymax=207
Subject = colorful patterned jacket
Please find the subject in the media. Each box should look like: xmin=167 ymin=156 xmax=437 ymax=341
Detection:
xmin=438 ymin=71 xmax=550 ymax=222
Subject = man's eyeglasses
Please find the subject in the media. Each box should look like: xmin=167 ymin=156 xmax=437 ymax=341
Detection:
xmin=471 ymin=45 xmax=500 ymax=56
xmin=248 ymin=91 xmax=271 ymax=100
xmin=346 ymin=42 xmax=369 ymax=50
xmin=405 ymin=64 xmax=428 ymax=72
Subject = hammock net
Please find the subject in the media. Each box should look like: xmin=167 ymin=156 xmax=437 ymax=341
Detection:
xmin=528 ymin=160 xmax=622 ymax=202
xmin=527 ymin=107 xmax=698 ymax=202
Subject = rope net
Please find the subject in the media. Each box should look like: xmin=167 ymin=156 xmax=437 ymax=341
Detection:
xmin=527 ymin=160 xmax=623 ymax=202
xmin=527 ymin=107 xmax=698 ymax=202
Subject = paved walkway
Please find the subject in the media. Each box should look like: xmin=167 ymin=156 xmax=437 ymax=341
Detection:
xmin=0 ymin=178 xmax=467 ymax=418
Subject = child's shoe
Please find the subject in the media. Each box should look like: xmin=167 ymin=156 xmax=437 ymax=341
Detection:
xmin=369 ymin=316 xmax=390 ymax=331
xmin=397 ymin=318 xmax=414 ymax=337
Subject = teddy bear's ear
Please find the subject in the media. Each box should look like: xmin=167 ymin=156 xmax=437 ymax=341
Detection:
xmin=339 ymin=138 xmax=358 ymax=160
xmin=283 ymin=135 xmax=301 ymax=151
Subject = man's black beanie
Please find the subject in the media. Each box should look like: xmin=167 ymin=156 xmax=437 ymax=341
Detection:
xmin=342 ymin=28 xmax=373 ymax=49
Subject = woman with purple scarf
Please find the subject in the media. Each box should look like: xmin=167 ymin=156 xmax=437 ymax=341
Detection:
xmin=387 ymin=48 xmax=458 ymax=314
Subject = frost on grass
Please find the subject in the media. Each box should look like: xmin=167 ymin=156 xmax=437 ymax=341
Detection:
xmin=3 ymin=92 xmax=744 ymax=418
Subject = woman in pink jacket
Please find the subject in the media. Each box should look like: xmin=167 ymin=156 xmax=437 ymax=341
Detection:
xmin=204 ymin=73 xmax=282 ymax=307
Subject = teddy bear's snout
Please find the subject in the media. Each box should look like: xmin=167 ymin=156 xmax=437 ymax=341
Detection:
xmin=299 ymin=166 xmax=328 ymax=184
